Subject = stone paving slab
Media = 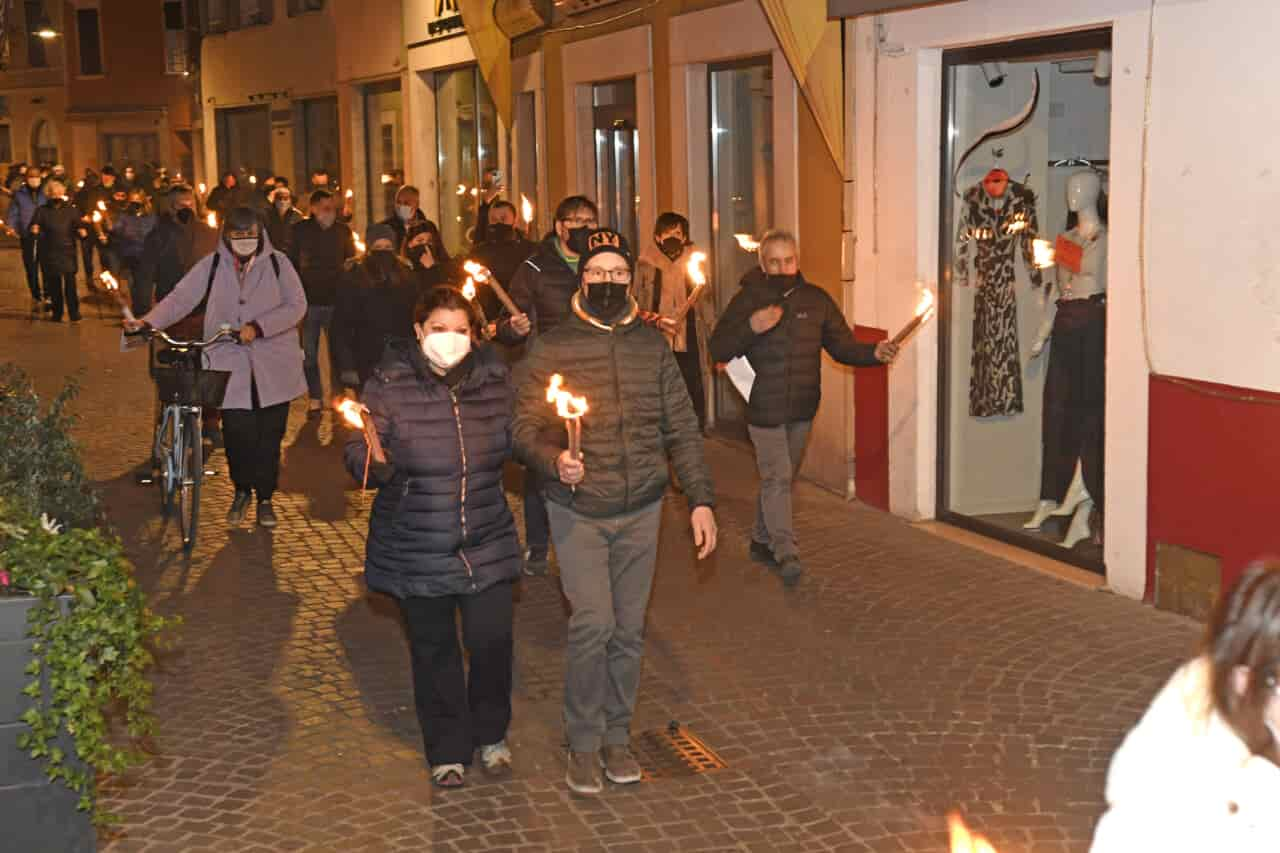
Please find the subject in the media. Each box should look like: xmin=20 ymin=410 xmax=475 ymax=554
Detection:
xmin=0 ymin=257 xmax=1199 ymax=852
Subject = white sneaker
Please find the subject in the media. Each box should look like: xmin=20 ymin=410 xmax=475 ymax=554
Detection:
xmin=479 ymin=740 xmax=513 ymax=776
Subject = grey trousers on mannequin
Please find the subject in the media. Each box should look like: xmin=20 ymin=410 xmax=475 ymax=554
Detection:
xmin=548 ymin=500 xmax=663 ymax=753
xmin=747 ymin=420 xmax=812 ymax=561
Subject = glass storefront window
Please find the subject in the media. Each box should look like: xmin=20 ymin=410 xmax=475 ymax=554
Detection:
xmin=299 ymin=96 xmax=340 ymax=191
xmin=514 ymin=91 xmax=539 ymax=234
xmin=939 ymin=31 xmax=1112 ymax=572
xmin=591 ymin=79 xmax=639 ymax=251
xmin=709 ymin=59 xmax=773 ymax=432
xmin=364 ymin=80 xmax=403 ymax=224
xmin=436 ymin=65 xmax=498 ymax=255
xmin=215 ymin=105 xmax=270 ymax=179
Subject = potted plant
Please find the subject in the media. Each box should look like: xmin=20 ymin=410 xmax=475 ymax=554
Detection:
xmin=0 ymin=366 xmax=177 ymax=847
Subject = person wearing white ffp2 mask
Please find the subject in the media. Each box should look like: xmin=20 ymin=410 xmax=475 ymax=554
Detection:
xmin=416 ymin=299 xmax=473 ymax=375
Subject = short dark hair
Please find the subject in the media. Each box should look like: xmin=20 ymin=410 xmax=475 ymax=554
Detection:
xmin=311 ymin=167 xmax=329 ymax=177
xmin=413 ymin=285 xmax=480 ymax=334
xmin=1206 ymin=561 xmax=1280 ymax=765
xmin=223 ymin=205 xmax=263 ymax=234
xmin=653 ymin=212 xmax=690 ymax=238
xmin=309 ymin=188 xmax=333 ymax=206
xmin=555 ymin=195 xmax=598 ymax=222
xmin=404 ymin=218 xmax=452 ymax=264
xmin=490 ymin=199 xmax=518 ymax=218
xmin=167 ymin=183 xmax=194 ymax=199
xmin=396 ymin=184 xmax=420 ymax=199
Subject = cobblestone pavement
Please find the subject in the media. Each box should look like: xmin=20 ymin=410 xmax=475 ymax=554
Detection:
xmin=0 ymin=255 xmax=1199 ymax=853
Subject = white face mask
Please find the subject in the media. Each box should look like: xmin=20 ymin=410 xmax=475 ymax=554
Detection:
xmin=229 ymin=237 xmax=259 ymax=258
xmin=421 ymin=331 xmax=471 ymax=372
xmin=395 ymin=204 xmax=414 ymax=222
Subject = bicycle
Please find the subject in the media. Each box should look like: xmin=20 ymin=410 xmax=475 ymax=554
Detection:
xmin=128 ymin=324 xmax=238 ymax=552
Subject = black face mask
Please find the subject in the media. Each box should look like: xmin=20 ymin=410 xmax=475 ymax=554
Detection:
xmin=765 ymin=272 xmax=797 ymax=293
xmin=583 ymin=283 xmax=629 ymax=320
xmin=365 ymin=248 xmax=400 ymax=283
xmin=565 ymin=226 xmax=592 ymax=255
xmin=176 ymin=207 xmax=194 ymax=224
xmin=488 ymin=222 xmax=515 ymax=242
xmin=407 ymin=243 xmax=430 ymax=267
xmin=127 ymin=203 xmax=143 ymax=215
xmin=659 ymin=237 xmax=684 ymax=261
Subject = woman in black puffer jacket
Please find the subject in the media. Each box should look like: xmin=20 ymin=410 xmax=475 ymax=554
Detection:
xmin=344 ymin=286 xmax=521 ymax=789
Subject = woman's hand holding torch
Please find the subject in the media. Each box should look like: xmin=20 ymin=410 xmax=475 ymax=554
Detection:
xmin=337 ymin=399 xmax=385 ymax=493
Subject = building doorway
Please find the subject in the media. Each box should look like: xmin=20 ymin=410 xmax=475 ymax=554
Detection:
xmin=363 ymin=80 xmax=403 ymax=225
xmin=938 ymin=29 xmax=1113 ymax=573
xmin=215 ymin=105 xmax=271 ymax=180
xmin=31 ymin=119 xmax=57 ymax=165
xmin=591 ymin=79 xmax=639 ymax=251
xmin=103 ymin=134 xmax=159 ymax=170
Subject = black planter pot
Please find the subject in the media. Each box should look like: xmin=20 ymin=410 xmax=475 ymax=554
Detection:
xmin=0 ymin=595 xmax=95 ymax=852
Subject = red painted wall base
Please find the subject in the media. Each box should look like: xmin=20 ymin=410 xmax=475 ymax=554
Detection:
xmin=1147 ymin=375 xmax=1280 ymax=600
xmin=854 ymin=325 xmax=890 ymax=512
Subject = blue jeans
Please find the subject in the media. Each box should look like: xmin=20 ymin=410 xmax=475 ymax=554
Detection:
xmin=301 ymin=305 xmax=336 ymax=401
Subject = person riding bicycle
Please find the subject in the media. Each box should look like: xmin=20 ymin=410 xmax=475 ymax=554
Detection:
xmin=126 ymin=205 xmax=307 ymax=528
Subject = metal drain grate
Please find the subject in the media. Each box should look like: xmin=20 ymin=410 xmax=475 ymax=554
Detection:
xmin=633 ymin=723 xmax=728 ymax=780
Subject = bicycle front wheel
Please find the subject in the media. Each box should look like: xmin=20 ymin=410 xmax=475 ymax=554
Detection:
xmin=158 ymin=406 xmax=179 ymax=519
xmin=178 ymin=411 xmax=203 ymax=552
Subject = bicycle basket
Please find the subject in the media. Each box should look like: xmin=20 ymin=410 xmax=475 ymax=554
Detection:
xmin=154 ymin=367 xmax=232 ymax=407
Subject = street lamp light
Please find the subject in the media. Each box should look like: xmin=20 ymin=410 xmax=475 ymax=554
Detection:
xmin=35 ymin=26 xmax=58 ymax=39
xmin=31 ymin=11 xmax=59 ymax=39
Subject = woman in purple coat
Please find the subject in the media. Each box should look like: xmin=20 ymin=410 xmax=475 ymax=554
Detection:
xmin=128 ymin=206 xmax=307 ymax=528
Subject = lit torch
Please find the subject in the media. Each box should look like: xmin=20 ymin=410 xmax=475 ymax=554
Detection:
xmin=463 ymin=259 xmax=520 ymax=316
xmin=198 ymin=182 xmax=207 ymax=197
xmin=670 ymin=250 xmax=708 ymax=324
xmin=91 ymin=210 xmax=105 ymax=240
xmin=206 ymin=211 xmax=218 ymax=228
xmin=380 ymin=173 xmax=393 ymax=185
xmin=456 ymin=184 xmax=467 ymax=196
xmin=461 ymin=276 xmax=490 ymax=333
xmin=733 ymin=233 xmax=760 ymax=252
xmin=99 ymin=271 xmax=135 ymax=322
xmin=520 ymin=194 xmax=534 ymax=227
xmin=1031 ymin=238 xmax=1056 ymax=269
xmin=336 ymin=398 xmax=384 ymax=494
xmin=249 ymin=174 xmax=257 ymax=186
xmin=948 ymin=812 xmax=998 ymax=853
xmin=546 ymin=374 xmax=588 ymax=478
xmin=889 ymin=288 xmax=936 ymax=347
xmin=353 ymin=235 xmax=367 ymax=256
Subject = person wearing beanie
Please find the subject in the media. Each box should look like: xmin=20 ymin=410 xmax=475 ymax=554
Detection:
xmin=331 ymin=221 xmax=419 ymax=390
xmin=512 ymin=227 xmax=718 ymax=796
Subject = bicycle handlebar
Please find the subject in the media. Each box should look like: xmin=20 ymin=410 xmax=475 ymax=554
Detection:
xmin=128 ymin=325 xmax=241 ymax=348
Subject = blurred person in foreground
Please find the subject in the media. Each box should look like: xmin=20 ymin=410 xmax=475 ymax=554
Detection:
xmin=1090 ymin=562 xmax=1280 ymax=852
xmin=344 ymin=286 xmax=521 ymax=789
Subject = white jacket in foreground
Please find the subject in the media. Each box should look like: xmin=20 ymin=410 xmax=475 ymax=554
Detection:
xmin=1090 ymin=656 xmax=1280 ymax=852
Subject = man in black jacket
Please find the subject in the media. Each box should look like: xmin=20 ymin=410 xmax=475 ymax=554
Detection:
xmin=132 ymin=184 xmax=220 ymax=314
xmin=289 ymin=189 xmax=355 ymax=411
xmin=512 ymin=228 xmax=716 ymax=796
xmin=378 ymin=184 xmax=433 ymax=251
xmin=709 ymin=229 xmax=898 ymax=586
xmin=498 ymin=194 xmax=596 ymax=575
xmin=470 ymin=199 xmax=536 ymax=332
xmin=30 ymin=179 xmax=87 ymax=322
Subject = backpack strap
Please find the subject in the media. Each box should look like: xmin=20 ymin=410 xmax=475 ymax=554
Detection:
xmin=270 ymin=252 xmax=280 ymax=279
xmin=194 ymin=251 xmax=220 ymax=316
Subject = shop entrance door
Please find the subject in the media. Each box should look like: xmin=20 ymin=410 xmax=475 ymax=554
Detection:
xmin=938 ymin=29 xmax=1113 ymax=574
xmin=591 ymin=80 xmax=639 ymax=252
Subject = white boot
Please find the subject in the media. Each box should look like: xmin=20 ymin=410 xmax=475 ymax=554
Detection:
xmin=1023 ymin=500 xmax=1058 ymax=530
xmin=1061 ymin=498 xmax=1094 ymax=549
xmin=1050 ymin=462 xmax=1090 ymax=518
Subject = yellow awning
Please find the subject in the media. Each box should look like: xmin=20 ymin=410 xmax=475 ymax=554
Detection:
xmin=459 ymin=0 xmax=513 ymax=130
xmin=759 ymin=0 xmax=844 ymax=172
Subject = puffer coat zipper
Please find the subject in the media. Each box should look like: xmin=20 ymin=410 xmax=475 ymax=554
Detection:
xmin=449 ymin=389 xmax=477 ymax=589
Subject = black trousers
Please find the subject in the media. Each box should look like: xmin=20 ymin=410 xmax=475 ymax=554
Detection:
xmin=44 ymin=271 xmax=79 ymax=321
xmin=1040 ymin=297 xmax=1105 ymax=510
xmin=399 ymin=581 xmax=514 ymax=767
xmin=20 ymin=235 xmax=42 ymax=300
xmin=80 ymin=235 xmax=96 ymax=282
xmin=220 ymin=394 xmax=289 ymax=501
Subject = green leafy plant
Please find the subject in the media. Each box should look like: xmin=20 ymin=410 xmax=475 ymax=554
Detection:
xmin=0 ymin=364 xmax=98 ymax=529
xmin=0 ymin=499 xmax=177 ymax=826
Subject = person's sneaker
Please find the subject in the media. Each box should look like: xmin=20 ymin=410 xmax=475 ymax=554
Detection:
xmin=600 ymin=744 xmax=642 ymax=785
xmin=256 ymin=501 xmax=278 ymax=528
xmin=749 ymin=540 xmax=778 ymax=569
xmin=226 ymin=491 xmax=251 ymax=524
xmin=566 ymin=750 xmax=603 ymax=794
xmin=522 ymin=549 xmax=549 ymax=577
xmin=778 ymin=557 xmax=804 ymax=587
xmin=479 ymin=740 xmax=513 ymax=777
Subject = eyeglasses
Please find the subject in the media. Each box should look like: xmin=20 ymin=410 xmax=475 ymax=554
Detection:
xmin=582 ymin=267 xmax=632 ymax=283
xmin=561 ymin=216 xmax=597 ymax=228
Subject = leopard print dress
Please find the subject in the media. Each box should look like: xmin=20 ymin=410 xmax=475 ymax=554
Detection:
xmin=954 ymin=180 xmax=1043 ymax=417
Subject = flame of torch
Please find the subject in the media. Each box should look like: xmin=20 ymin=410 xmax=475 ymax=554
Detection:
xmin=337 ymin=398 xmax=365 ymax=429
xmin=345 ymin=189 xmax=353 ymax=199
xmin=380 ymin=173 xmax=393 ymax=185
xmin=97 ymin=200 xmax=107 ymax=212
xmin=547 ymin=374 xmax=588 ymax=463
xmin=336 ymin=399 xmax=383 ymax=493
xmin=734 ymin=233 xmax=760 ymax=252
xmin=100 ymin=271 xmax=136 ymax=322
xmin=91 ymin=210 xmax=102 ymax=223
xmin=1032 ymin=238 xmax=1056 ymax=269
xmin=353 ymin=236 xmax=367 ymax=255
xmin=889 ymin=288 xmax=936 ymax=347
xmin=464 ymin=259 xmax=520 ymax=316
xmin=948 ymin=813 xmax=998 ymax=853
xmin=521 ymin=194 xmax=534 ymax=225
xmin=249 ymin=175 xmax=257 ymax=185
xmin=461 ymin=278 xmax=478 ymax=301
xmin=671 ymin=251 xmax=709 ymax=324
xmin=76 ymin=179 xmax=84 ymax=189
xmin=456 ymin=184 xmax=467 ymax=195
xmin=198 ymin=182 xmax=207 ymax=196
xmin=206 ymin=212 xmax=218 ymax=228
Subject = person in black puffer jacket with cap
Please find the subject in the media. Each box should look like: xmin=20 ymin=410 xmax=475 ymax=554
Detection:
xmin=709 ymin=229 xmax=898 ymax=586
xmin=512 ymin=228 xmax=718 ymax=796
xmin=345 ymin=285 xmax=521 ymax=790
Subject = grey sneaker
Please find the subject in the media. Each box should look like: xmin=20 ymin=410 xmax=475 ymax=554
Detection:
xmin=566 ymin=750 xmax=603 ymax=794
xmin=778 ymin=557 xmax=804 ymax=587
xmin=600 ymin=744 xmax=642 ymax=785
xmin=479 ymin=740 xmax=513 ymax=777
xmin=226 ymin=491 xmax=251 ymax=524
xmin=749 ymin=540 xmax=778 ymax=569
xmin=256 ymin=500 xmax=278 ymax=528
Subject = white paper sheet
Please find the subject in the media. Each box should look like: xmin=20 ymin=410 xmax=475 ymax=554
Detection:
xmin=725 ymin=356 xmax=755 ymax=401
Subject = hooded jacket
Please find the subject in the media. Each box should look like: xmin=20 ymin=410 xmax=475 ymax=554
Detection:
xmin=6 ymin=184 xmax=44 ymax=232
xmin=709 ymin=269 xmax=881 ymax=428
xmin=346 ymin=341 xmax=521 ymax=599
xmin=1089 ymin=657 xmax=1280 ymax=852
xmin=502 ymin=233 xmax=579 ymax=339
xmin=512 ymin=294 xmax=714 ymax=519
xmin=141 ymin=231 xmax=308 ymax=409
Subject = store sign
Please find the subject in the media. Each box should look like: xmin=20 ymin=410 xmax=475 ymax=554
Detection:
xmin=827 ymin=0 xmax=966 ymax=16
xmin=406 ymin=0 xmax=465 ymax=44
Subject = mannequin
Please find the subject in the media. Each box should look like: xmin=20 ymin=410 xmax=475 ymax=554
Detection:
xmin=1025 ymin=170 xmax=1107 ymax=548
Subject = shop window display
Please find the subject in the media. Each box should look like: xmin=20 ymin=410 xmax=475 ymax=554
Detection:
xmin=939 ymin=31 xmax=1111 ymax=572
